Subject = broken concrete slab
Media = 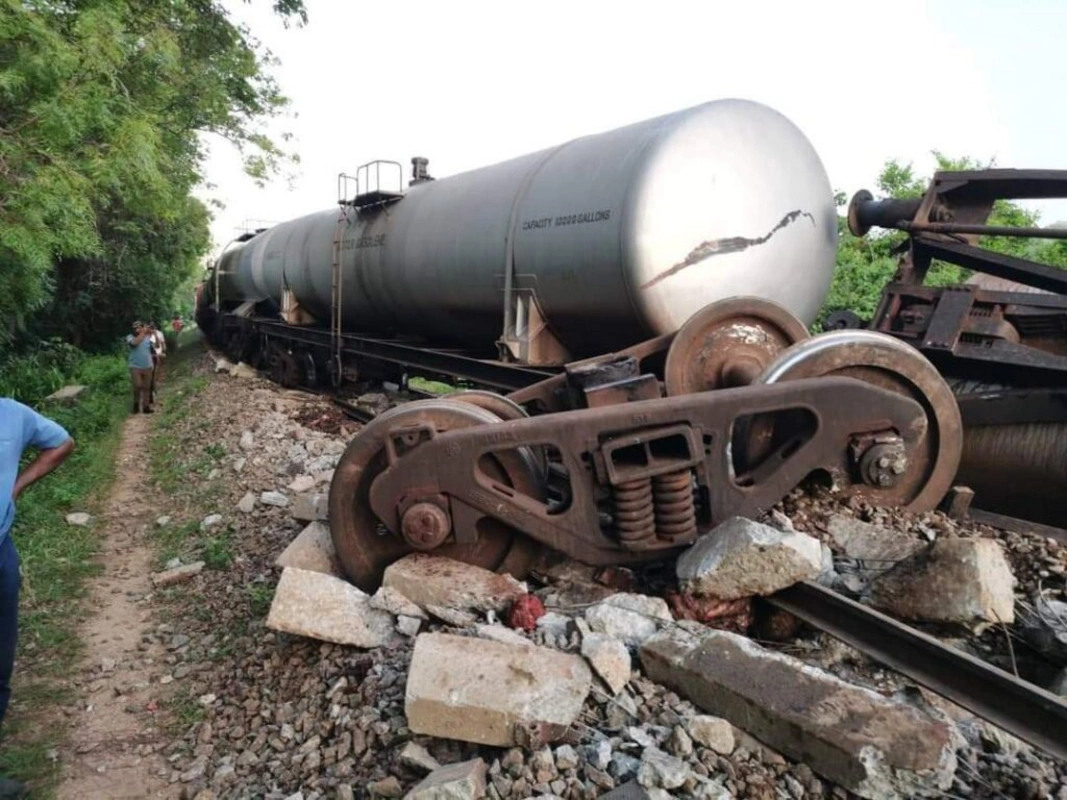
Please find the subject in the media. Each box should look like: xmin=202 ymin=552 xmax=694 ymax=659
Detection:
xmin=370 ymin=586 xmax=428 ymax=620
xmin=45 ymin=385 xmax=87 ymax=404
xmin=260 ymin=490 xmax=289 ymax=507
xmin=826 ymin=514 xmax=924 ymax=565
xmin=686 ymin=715 xmax=734 ymax=754
xmin=152 ymin=561 xmax=205 ymax=587
xmin=275 ymin=521 xmax=342 ymax=578
xmin=405 ymin=632 xmax=591 ymax=747
xmin=291 ymin=492 xmax=329 ymax=522
xmin=584 ymin=593 xmax=672 ymax=648
xmin=396 ymin=616 xmax=422 ymax=637
xmin=636 ymin=747 xmax=690 ymax=790
xmin=581 ymin=633 xmax=631 ymax=695
xmin=266 ymin=567 xmax=393 ymax=648
xmin=404 ymin=758 xmax=486 ymax=800
xmin=398 ymin=742 xmax=440 ymax=774
xmin=868 ymin=538 xmax=1015 ymax=626
xmin=383 ymin=554 xmax=526 ymax=614
xmin=475 ymin=624 xmax=532 ymax=648
xmin=287 ymin=474 xmax=316 ymax=493
xmin=639 ymin=626 xmax=958 ymax=799
xmin=676 ymin=516 xmax=822 ymax=600
xmin=1019 ymin=597 xmax=1067 ymax=664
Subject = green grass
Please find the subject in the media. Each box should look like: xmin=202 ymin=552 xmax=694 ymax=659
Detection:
xmin=0 ymin=353 xmax=129 ymax=794
xmin=408 ymin=376 xmax=458 ymax=395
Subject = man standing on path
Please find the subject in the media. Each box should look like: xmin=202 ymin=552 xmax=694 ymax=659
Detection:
xmin=126 ymin=321 xmax=154 ymax=414
xmin=0 ymin=399 xmax=74 ymax=797
xmin=147 ymin=322 xmax=166 ymax=408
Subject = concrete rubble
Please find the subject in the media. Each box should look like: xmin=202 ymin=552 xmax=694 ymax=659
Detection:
xmin=291 ymin=491 xmax=329 ymax=522
xmin=639 ymin=624 xmax=959 ymax=799
xmin=265 ymin=567 xmax=393 ymax=648
xmin=1019 ymin=597 xmax=1067 ymax=664
xmin=383 ymin=553 xmax=527 ymax=614
xmin=869 ymin=537 xmax=1016 ymax=626
xmin=274 ymin=521 xmax=343 ymax=578
xmin=45 ymin=384 xmax=87 ymax=404
xmin=580 ymin=633 xmax=631 ymax=695
xmin=826 ymin=513 xmax=925 ymax=564
xmin=404 ymin=632 xmax=592 ymax=747
xmin=404 ymin=758 xmax=487 ymax=800
xmin=584 ymin=593 xmax=673 ymax=648
xmin=676 ymin=516 xmax=822 ymax=599
xmin=152 ymin=561 xmax=205 ymax=587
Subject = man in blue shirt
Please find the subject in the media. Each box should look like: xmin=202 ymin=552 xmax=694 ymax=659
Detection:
xmin=0 ymin=399 xmax=73 ymax=749
xmin=126 ymin=321 xmax=155 ymax=414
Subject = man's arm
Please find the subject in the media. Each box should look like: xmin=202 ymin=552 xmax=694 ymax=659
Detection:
xmin=12 ymin=404 xmax=75 ymax=500
xmin=13 ymin=439 xmax=74 ymax=500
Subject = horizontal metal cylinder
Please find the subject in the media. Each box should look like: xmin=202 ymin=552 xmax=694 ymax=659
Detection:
xmin=214 ymin=99 xmax=838 ymax=361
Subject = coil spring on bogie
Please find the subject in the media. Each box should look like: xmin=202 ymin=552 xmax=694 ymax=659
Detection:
xmin=653 ymin=470 xmax=697 ymax=541
xmin=614 ymin=478 xmax=655 ymax=546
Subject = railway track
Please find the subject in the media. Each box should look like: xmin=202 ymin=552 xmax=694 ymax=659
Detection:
xmin=769 ymin=581 xmax=1067 ymax=761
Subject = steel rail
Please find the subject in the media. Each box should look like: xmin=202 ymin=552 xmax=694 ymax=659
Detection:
xmin=768 ymin=581 xmax=1067 ymax=760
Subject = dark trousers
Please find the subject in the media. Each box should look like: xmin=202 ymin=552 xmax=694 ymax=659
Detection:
xmin=0 ymin=535 xmax=20 ymax=728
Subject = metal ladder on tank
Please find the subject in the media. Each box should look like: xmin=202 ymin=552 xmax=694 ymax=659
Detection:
xmin=330 ymin=174 xmax=359 ymax=388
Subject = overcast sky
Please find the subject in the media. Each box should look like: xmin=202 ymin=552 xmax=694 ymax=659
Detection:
xmin=197 ymin=0 xmax=1067 ymax=255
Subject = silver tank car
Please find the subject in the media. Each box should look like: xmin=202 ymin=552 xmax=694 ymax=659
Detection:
xmin=215 ymin=98 xmax=838 ymax=363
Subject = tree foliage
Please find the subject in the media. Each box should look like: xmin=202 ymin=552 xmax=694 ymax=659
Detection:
xmin=0 ymin=0 xmax=304 ymax=350
xmin=821 ymin=153 xmax=1067 ymax=329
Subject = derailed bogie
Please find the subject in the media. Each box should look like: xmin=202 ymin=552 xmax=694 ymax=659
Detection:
xmin=327 ymin=325 xmax=963 ymax=591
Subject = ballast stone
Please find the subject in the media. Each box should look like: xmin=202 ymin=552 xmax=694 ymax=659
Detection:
xmin=383 ymin=554 xmax=527 ymax=614
xmin=868 ymin=538 xmax=1015 ymax=626
xmin=404 ymin=632 xmax=591 ymax=747
xmin=275 ymin=521 xmax=342 ymax=578
xmin=639 ymin=625 xmax=958 ymax=799
xmin=676 ymin=516 xmax=822 ymax=599
xmin=265 ymin=566 xmax=393 ymax=648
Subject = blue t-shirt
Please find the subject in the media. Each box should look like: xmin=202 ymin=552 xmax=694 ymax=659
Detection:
xmin=127 ymin=334 xmax=153 ymax=369
xmin=0 ymin=399 xmax=71 ymax=543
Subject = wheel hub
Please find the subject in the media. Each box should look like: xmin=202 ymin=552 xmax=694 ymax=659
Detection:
xmin=328 ymin=399 xmax=543 ymax=591
xmin=664 ymin=297 xmax=809 ymax=396
xmin=400 ymin=501 xmax=452 ymax=550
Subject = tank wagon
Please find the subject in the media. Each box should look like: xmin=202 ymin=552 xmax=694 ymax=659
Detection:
xmin=196 ymin=99 xmax=983 ymax=590
xmin=197 ymin=99 xmax=837 ymax=383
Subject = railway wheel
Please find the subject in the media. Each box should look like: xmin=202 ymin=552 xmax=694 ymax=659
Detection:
xmin=328 ymin=399 xmax=543 ymax=592
xmin=448 ymin=389 xmax=529 ymax=421
xmin=664 ymin=297 xmax=809 ymax=396
xmin=752 ymin=330 xmax=963 ymax=511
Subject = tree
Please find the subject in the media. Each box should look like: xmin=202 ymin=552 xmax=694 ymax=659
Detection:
xmin=0 ymin=0 xmax=305 ymax=349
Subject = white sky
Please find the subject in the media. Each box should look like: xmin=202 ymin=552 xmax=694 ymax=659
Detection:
xmin=197 ymin=0 xmax=1067 ymax=256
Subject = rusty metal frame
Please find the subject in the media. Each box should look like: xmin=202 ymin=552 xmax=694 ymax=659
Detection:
xmin=364 ymin=377 xmax=927 ymax=565
xmin=849 ymin=169 xmax=1067 ymax=385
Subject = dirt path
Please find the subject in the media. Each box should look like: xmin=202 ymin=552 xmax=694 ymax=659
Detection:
xmin=55 ymin=413 xmax=177 ymax=800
